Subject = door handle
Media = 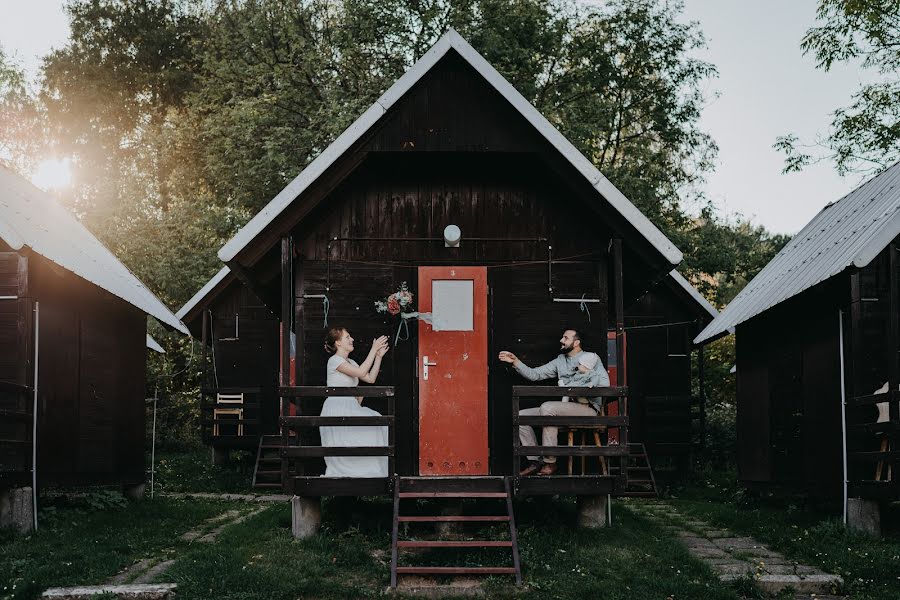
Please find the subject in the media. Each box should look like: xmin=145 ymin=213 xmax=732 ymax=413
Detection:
xmin=423 ymin=355 xmax=437 ymax=381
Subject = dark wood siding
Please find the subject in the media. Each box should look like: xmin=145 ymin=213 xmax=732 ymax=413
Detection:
xmin=28 ymin=253 xmax=147 ymax=486
xmin=735 ymin=277 xmax=845 ymax=497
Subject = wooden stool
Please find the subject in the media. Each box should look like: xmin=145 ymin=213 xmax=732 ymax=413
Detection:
xmin=565 ymin=426 xmax=608 ymax=476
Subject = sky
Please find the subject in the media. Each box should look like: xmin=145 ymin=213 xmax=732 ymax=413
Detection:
xmin=0 ymin=0 xmax=881 ymax=235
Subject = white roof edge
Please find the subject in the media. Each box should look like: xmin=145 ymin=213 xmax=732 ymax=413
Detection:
xmin=853 ymin=208 xmax=900 ymax=268
xmin=669 ymin=269 xmax=718 ymax=319
xmin=146 ymin=334 xmax=165 ymax=354
xmin=218 ymin=28 xmax=683 ymax=266
xmin=0 ymin=214 xmax=24 ymax=250
xmin=177 ymin=266 xmax=231 ymax=320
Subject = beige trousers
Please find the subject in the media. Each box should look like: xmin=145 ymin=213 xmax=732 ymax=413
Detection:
xmin=519 ymin=401 xmax=597 ymax=463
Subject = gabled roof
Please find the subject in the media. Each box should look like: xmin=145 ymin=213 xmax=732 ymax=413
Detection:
xmin=147 ymin=334 xmax=165 ymax=354
xmin=218 ymin=29 xmax=682 ymax=267
xmin=176 ymin=265 xmax=231 ymax=323
xmin=696 ymin=161 xmax=900 ymax=344
xmin=668 ymin=269 xmax=719 ymax=322
xmin=0 ymin=166 xmax=188 ymax=334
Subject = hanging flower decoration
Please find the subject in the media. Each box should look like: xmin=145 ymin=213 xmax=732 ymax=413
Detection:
xmin=375 ymin=281 xmax=415 ymax=316
xmin=375 ymin=282 xmax=427 ymax=344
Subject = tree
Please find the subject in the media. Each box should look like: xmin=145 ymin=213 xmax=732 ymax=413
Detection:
xmin=776 ymin=0 xmax=900 ymax=175
xmin=0 ymin=47 xmax=45 ymax=173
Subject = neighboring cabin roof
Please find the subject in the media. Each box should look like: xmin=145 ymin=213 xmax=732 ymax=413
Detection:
xmin=668 ymin=269 xmax=719 ymax=322
xmin=695 ymin=161 xmax=900 ymax=344
xmin=218 ymin=29 xmax=682 ymax=268
xmin=176 ymin=265 xmax=232 ymax=324
xmin=0 ymin=166 xmax=189 ymax=334
xmin=147 ymin=334 xmax=165 ymax=354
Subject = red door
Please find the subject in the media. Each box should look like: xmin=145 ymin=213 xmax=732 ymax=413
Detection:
xmin=418 ymin=267 xmax=488 ymax=475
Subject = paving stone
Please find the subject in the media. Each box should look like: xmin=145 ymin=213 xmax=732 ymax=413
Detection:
xmin=132 ymin=561 xmax=176 ymax=585
xmin=702 ymin=529 xmax=732 ymax=539
xmin=42 ymin=584 xmax=177 ymax=599
xmin=755 ymin=573 xmax=843 ymax=595
xmin=738 ymin=546 xmax=784 ymax=559
xmin=107 ymin=559 xmax=156 ymax=585
xmin=710 ymin=562 xmax=754 ymax=576
xmin=712 ymin=537 xmax=761 ymax=550
xmin=687 ymin=546 xmax=730 ymax=559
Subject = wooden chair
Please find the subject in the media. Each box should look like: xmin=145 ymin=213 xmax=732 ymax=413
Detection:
xmin=213 ymin=393 xmax=245 ymax=437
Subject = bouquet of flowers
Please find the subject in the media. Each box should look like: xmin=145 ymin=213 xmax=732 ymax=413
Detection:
xmin=375 ymin=282 xmax=414 ymax=316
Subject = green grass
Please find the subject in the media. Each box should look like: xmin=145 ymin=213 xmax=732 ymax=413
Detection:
xmin=161 ymin=495 xmax=743 ymax=600
xmin=0 ymin=494 xmax=246 ymax=600
xmin=149 ymin=445 xmax=259 ymax=494
xmin=666 ymin=466 xmax=900 ymax=600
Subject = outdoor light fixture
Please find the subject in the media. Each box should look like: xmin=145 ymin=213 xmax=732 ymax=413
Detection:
xmin=444 ymin=224 xmax=461 ymax=247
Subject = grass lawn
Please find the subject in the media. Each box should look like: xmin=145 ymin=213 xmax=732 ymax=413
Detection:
xmin=0 ymin=494 xmax=247 ymax=600
xmin=162 ymin=496 xmax=744 ymax=600
xmin=150 ymin=445 xmax=259 ymax=494
xmin=667 ymin=466 xmax=900 ymax=600
xmin=1 ymin=466 xmax=747 ymax=600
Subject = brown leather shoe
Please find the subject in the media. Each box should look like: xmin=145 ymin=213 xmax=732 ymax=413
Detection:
xmin=537 ymin=462 xmax=558 ymax=476
xmin=519 ymin=461 xmax=541 ymax=476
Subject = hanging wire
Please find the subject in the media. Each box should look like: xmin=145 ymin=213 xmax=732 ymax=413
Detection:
xmin=579 ymin=293 xmax=592 ymax=323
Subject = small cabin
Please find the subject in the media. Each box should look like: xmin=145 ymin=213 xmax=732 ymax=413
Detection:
xmin=697 ymin=161 xmax=900 ymax=517
xmin=0 ymin=166 xmax=187 ymax=529
xmin=177 ymin=31 xmax=717 ymax=509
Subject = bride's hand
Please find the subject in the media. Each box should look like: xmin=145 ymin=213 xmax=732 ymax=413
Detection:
xmin=377 ymin=342 xmax=390 ymax=357
xmin=370 ymin=335 xmax=388 ymax=354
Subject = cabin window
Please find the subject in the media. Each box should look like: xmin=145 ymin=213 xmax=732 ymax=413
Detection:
xmin=667 ymin=325 xmax=688 ymax=357
xmin=606 ymin=338 xmax=617 ymax=368
xmin=432 ymin=280 xmax=474 ymax=331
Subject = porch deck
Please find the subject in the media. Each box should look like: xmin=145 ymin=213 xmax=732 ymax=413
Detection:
xmin=276 ymin=384 xmax=631 ymax=498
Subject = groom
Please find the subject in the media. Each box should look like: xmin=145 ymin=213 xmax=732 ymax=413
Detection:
xmin=499 ymin=328 xmax=610 ymax=476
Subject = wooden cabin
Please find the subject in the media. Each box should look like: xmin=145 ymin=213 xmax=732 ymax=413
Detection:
xmin=179 ymin=29 xmax=714 ymax=516
xmin=0 ymin=166 xmax=188 ymax=517
xmin=696 ymin=161 xmax=900 ymax=511
xmin=625 ymin=270 xmax=718 ymax=474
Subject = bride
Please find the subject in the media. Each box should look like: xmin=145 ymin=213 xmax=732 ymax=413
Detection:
xmin=320 ymin=327 xmax=390 ymax=477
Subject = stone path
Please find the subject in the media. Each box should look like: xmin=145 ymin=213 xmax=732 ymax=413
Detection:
xmin=631 ymin=500 xmax=845 ymax=598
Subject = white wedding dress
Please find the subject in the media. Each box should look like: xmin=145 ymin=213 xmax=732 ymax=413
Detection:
xmin=319 ymin=354 xmax=389 ymax=477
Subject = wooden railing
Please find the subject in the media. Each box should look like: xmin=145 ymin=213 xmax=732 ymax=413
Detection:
xmin=199 ymin=386 xmax=263 ymax=443
xmin=278 ymin=386 xmax=395 ymax=486
xmin=0 ymin=380 xmax=34 ymax=481
xmin=511 ymin=386 xmax=629 ymax=480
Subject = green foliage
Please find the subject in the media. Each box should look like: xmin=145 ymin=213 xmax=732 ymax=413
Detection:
xmin=777 ymin=0 xmax=900 ymax=175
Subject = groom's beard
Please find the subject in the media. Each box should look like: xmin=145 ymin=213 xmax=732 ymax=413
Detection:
xmin=559 ymin=343 xmax=575 ymax=354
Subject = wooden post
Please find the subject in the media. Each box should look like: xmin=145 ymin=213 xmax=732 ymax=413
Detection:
xmin=848 ymin=270 xmax=862 ymax=489
xmin=698 ymin=344 xmax=706 ymax=451
xmin=280 ymin=236 xmax=293 ymax=488
xmin=597 ymin=256 xmax=609 ymax=368
xmin=612 ymin=239 xmax=628 ymax=477
xmin=201 ymin=310 xmax=209 ymax=386
xmin=889 ymin=244 xmax=899 ymax=490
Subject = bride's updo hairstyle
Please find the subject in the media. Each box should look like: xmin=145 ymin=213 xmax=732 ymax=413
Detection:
xmin=324 ymin=326 xmax=347 ymax=354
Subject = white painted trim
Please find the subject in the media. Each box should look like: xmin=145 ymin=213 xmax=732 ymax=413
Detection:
xmin=146 ymin=334 xmax=165 ymax=354
xmin=217 ymin=29 xmax=682 ymax=267
xmin=669 ymin=270 xmax=718 ymax=319
xmin=176 ymin=266 xmax=231 ymax=321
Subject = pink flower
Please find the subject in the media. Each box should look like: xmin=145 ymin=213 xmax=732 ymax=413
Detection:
xmin=387 ymin=297 xmax=401 ymax=315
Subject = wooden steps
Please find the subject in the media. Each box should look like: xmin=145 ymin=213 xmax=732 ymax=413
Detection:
xmin=608 ymin=443 xmax=659 ymax=498
xmin=389 ymin=476 xmax=522 ymax=588
xmin=252 ymin=435 xmax=284 ymax=490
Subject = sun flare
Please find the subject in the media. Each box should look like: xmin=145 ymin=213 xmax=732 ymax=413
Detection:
xmin=31 ymin=158 xmax=72 ymax=191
